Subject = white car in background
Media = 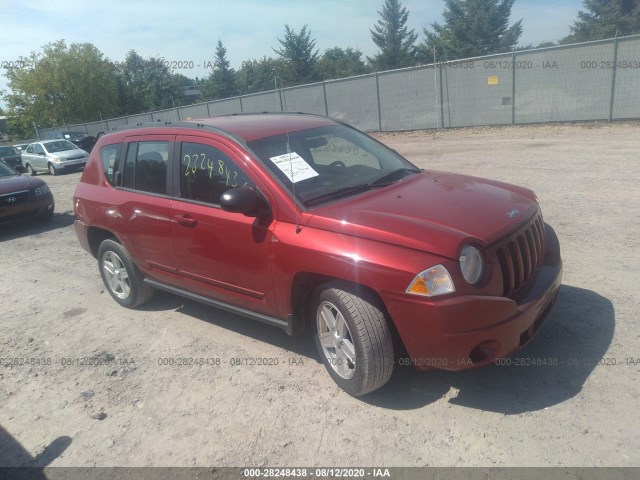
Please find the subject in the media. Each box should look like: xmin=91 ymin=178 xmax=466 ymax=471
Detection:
xmin=21 ymin=139 xmax=88 ymax=176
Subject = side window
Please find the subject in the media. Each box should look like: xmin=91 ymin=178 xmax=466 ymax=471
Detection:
xmin=180 ymin=142 xmax=253 ymax=205
xmin=121 ymin=141 xmax=169 ymax=195
xmin=26 ymin=144 xmax=34 ymax=154
xmin=34 ymin=144 xmax=45 ymax=155
xmin=100 ymin=144 xmax=121 ymax=185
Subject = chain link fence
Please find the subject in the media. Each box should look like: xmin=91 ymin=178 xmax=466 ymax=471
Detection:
xmin=37 ymin=34 xmax=640 ymax=139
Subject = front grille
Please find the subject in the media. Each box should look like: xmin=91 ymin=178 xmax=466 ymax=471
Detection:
xmin=0 ymin=190 xmax=29 ymax=206
xmin=65 ymin=155 xmax=85 ymax=161
xmin=495 ymin=214 xmax=545 ymax=297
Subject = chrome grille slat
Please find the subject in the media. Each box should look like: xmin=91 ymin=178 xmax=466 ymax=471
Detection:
xmin=495 ymin=214 xmax=546 ymax=297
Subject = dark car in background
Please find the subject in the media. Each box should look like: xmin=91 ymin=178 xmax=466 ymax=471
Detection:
xmin=0 ymin=161 xmax=54 ymax=225
xmin=0 ymin=146 xmax=22 ymax=169
xmin=50 ymin=131 xmax=97 ymax=153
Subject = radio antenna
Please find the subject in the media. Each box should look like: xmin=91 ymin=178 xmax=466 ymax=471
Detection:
xmin=275 ymin=74 xmax=300 ymax=234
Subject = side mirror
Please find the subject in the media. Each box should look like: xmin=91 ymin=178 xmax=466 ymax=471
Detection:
xmin=220 ymin=187 xmax=270 ymax=217
xmin=14 ymin=165 xmax=26 ymax=174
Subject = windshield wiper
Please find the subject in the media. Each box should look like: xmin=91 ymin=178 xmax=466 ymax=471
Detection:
xmin=367 ymin=168 xmax=420 ymax=187
xmin=304 ymin=184 xmax=373 ymax=206
xmin=304 ymin=169 xmax=421 ymax=206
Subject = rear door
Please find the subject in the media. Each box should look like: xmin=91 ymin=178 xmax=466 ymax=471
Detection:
xmin=170 ymin=135 xmax=279 ymax=316
xmin=113 ymin=135 xmax=178 ymax=283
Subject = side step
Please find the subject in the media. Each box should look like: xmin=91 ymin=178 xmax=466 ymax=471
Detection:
xmin=144 ymin=278 xmax=293 ymax=335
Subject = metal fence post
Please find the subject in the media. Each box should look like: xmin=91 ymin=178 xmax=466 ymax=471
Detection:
xmin=239 ymin=97 xmax=244 ymax=113
xmin=375 ymin=72 xmax=382 ymax=132
xmin=206 ymin=102 xmax=211 ymax=118
xmin=439 ymin=64 xmax=445 ymax=129
xmin=512 ymin=50 xmax=517 ymax=125
xmin=322 ymin=81 xmax=329 ymax=116
xmin=609 ymin=36 xmax=620 ymax=122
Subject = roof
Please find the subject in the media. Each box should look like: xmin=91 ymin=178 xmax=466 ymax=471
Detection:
xmin=120 ymin=113 xmax=337 ymax=143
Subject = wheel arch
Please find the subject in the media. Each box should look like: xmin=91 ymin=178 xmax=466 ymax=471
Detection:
xmin=86 ymin=226 xmax=118 ymax=258
xmin=290 ymin=272 xmax=402 ymax=346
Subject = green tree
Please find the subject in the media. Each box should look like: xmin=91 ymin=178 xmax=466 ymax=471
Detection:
xmin=172 ymin=73 xmax=195 ymax=88
xmin=419 ymin=0 xmax=523 ymax=61
xmin=562 ymin=0 xmax=640 ymax=43
xmin=273 ymin=25 xmax=320 ymax=85
xmin=317 ymin=47 xmax=370 ymax=79
xmin=369 ymin=0 xmax=418 ymax=70
xmin=115 ymin=50 xmax=181 ymax=114
xmin=235 ymin=57 xmax=286 ymax=94
xmin=2 ymin=40 xmax=119 ymax=129
xmin=199 ymin=40 xmax=237 ymax=101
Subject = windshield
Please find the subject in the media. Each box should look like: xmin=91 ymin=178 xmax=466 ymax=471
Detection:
xmin=0 ymin=162 xmax=17 ymax=176
xmin=0 ymin=147 xmax=18 ymax=156
xmin=247 ymin=124 xmax=420 ymax=207
xmin=61 ymin=132 xmax=87 ymax=141
xmin=44 ymin=140 xmax=78 ymax=153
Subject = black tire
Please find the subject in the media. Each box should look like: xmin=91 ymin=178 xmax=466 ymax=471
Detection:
xmin=312 ymin=281 xmax=394 ymax=396
xmin=97 ymin=239 xmax=154 ymax=308
xmin=48 ymin=163 xmax=58 ymax=176
xmin=26 ymin=164 xmax=37 ymax=176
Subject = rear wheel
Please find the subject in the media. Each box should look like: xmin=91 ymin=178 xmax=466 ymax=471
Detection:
xmin=48 ymin=163 xmax=58 ymax=176
xmin=26 ymin=164 xmax=37 ymax=176
xmin=97 ymin=239 xmax=154 ymax=308
xmin=312 ymin=281 xmax=394 ymax=396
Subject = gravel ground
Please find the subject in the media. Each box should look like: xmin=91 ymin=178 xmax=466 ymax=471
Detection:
xmin=1 ymin=121 xmax=639 ymax=468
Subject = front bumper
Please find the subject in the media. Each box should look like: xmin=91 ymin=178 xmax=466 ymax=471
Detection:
xmin=54 ymin=159 xmax=86 ymax=171
xmin=384 ymin=225 xmax=563 ymax=371
xmin=0 ymin=194 xmax=54 ymax=225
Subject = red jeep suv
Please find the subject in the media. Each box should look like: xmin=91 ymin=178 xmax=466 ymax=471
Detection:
xmin=74 ymin=113 xmax=562 ymax=396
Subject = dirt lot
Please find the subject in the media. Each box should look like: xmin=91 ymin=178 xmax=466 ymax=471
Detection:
xmin=1 ymin=122 xmax=639 ymax=468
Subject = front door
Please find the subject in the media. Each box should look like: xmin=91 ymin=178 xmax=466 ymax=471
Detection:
xmin=170 ymin=135 xmax=279 ymax=317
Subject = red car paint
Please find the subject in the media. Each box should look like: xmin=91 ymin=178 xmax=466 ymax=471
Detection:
xmin=74 ymin=113 xmax=561 ymax=375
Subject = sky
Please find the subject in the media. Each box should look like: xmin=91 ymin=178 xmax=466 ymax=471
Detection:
xmin=0 ymin=0 xmax=584 ymax=106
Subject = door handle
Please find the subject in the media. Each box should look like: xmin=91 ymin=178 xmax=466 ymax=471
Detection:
xmin=174 ymin=214 xmax=197 ymax=227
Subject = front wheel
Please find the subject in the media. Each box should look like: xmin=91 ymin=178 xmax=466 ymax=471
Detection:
xmin=48 ymin=163 xmax=58 ymax=176
xmin=26 ymin=164 xmax=37 ymax=176
xmin=97 ymin=239 xmax=154 ymax=308
xmin=312 ymin=281 xmax=394 ymax=396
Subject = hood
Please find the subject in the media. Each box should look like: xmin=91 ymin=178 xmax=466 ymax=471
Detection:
xmin=305 ymin=171 xmax=539 ymax=259
xmin=0 ymin=174 xmax=43 ymax=194
xmin=54 ymin=148 xmax=87 ymax=159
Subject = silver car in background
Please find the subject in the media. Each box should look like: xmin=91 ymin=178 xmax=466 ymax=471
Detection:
xmin=21 ymin=140 xmax=88 ymax=176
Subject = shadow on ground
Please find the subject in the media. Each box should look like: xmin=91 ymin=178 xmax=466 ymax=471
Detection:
xmin=364 ymin=284 xmax=614 ymax=412
xmin=138 ymin=292 xmax=318 ymax=359
xmin=140 ymin=283 xmax=613 ymax=413
xmin=0 ymin=212 xmax=75 ymax=242
xmin=0 ymin=424 xmax=70 ymax=476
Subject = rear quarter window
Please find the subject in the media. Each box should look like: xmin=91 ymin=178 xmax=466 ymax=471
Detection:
xmin=100 ymin=144 xmax=121 ymax=185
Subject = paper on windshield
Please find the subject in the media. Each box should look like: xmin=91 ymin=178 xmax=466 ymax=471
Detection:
xmin=269 ymin=152 xmax=319 ymax=183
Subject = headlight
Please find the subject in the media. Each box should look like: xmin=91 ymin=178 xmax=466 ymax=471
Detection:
xmin=459 ymin=245 xmax=484 ymax=285
xmin=405 ymin=265 xmax=455 ymax=297
xmin=34 ymin=184 xmax=50 ymax=196
xmin=52 ymin=156 xmax=64 ymax=162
